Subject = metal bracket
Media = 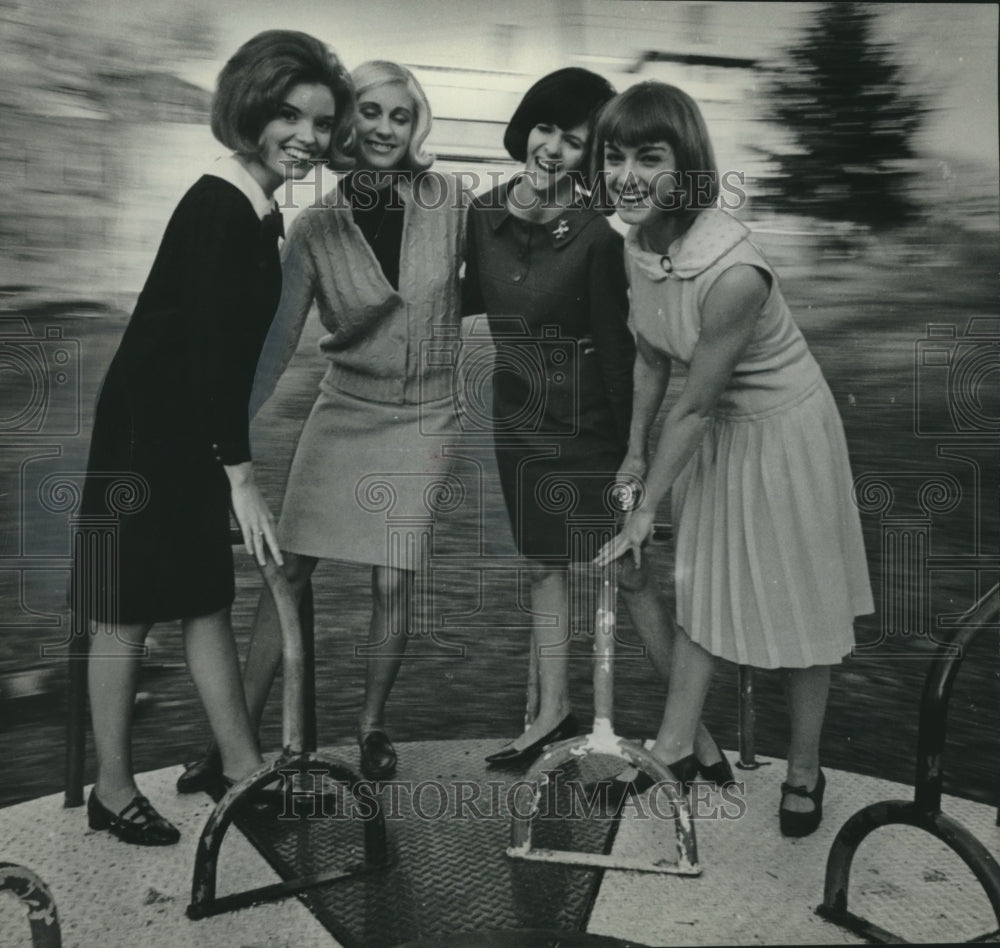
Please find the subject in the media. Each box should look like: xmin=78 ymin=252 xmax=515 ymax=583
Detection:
xmin=817 ymin=583 xmax=1000 ymax=941
xmin=0 ymin=861 xmax=63 ymax=948
xmin=187 ymin=752 xmax=388 ymax=920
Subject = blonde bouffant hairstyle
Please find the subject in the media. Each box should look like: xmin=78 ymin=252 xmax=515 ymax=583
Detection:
xmin=351 ymin=60 xmax=435 ymax=172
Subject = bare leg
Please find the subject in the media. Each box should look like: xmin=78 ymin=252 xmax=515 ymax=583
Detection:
xmin=182 ymin=607 xmax=264 ymax=782
xmin=782 ymin=664 xmax=830 ymax=813
xmin=507 ymin=566 xmax=572 ymax=751
xmin=620 ymin=583 xmax=721 ymax=764
xmin=357 ymin=565 xmax=412 ymax=733
xmin=649 ymin=629 xmax=716 ymax=765
xmin=242 ymin=551 xmax=318 ymax=733
xmin=89 ymin=620 xmax=151 ymax=813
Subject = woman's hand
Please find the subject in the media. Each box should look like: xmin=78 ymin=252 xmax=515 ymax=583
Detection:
xmin=595 ymin=506 xmax=656 ymax=569
xmin=224 ymin=463 xmax=284 ymax=567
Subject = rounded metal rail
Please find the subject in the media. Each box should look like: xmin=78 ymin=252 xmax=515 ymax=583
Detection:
xmin=507 ymin=560 xmax=700 ymax=876
xmin=816 ymin=582 xmax=1000 ymax=942
xmin=0 ymin=862 xmax=63 ymax=948
xmin=187 ymin=555 xmax=388 ymax=919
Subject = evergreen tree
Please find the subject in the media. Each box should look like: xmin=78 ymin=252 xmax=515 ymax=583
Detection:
xmin=764 ymin=1 xmax=927 ymax=227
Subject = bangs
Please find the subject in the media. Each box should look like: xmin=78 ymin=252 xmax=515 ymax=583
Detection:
xmin=597 ymin=90 xmax=680 ymax=152
xmin=525 ymin=91 xmax=597 ymax=134
xmin=595 ymin=81 xmax=717 ymax=179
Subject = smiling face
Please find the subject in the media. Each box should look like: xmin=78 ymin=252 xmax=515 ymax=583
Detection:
xmin=522 ymin=121 xmax=589 ymax=193
xmin=246 ymin=82 xmax=337 ymax=195
xmin=603 ymin=139 xmax=679 ymax=226
xmin=354 ymin=82 xmax=415 ymax=171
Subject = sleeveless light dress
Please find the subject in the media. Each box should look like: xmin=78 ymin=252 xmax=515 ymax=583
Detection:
xmin=626 ymin=209 xmax=873 ymax=668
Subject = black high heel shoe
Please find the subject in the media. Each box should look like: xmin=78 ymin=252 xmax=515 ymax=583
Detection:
xmin=591 ymin=753 xmax=700 ymax=816
xmin=176 ymin=747 xmax=222 ymax=794
xmin=779 ymin=768 xmax=826 ymax=837
xmin=210 ymin=774 xmax=287 ymax=815
xmin=87 ymin=789 xmax=180 ymax=846
xmin=359 ymin=729 xmax=398 ymax=780
xmin=696 ymin=735 xmax=736 ymax=787
xmin=484 ymin=713 xmax=579 ymax=768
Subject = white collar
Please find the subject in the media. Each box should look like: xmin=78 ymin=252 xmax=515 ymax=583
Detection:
xmin=204 ymin=155 xmax=275 ymax=220
xmin=625 ymin=209 xmax=750 ymax=281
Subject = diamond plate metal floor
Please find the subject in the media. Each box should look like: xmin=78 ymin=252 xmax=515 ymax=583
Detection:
xmin=587 ymin=753 xmax=1000 ymax=946
xmin=234 ymin=739 xmax=630 ymax=947
xmin=2 ymin=744 xmax=998 ymax=946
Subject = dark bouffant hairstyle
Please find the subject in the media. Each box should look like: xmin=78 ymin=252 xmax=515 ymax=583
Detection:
xmin=211 ymin=30 xmax=356 ymax=169
xmin=503 ymin=67 xmax=616 ymax=170
xmin=593 ymin=80 xmax=720 ymax=206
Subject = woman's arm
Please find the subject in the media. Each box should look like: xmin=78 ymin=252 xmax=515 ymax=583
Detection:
xmin=622 ymin=331 xmax=672 ymax=482
xmin=248 ymin=214 xmax=319 ymax=418
xmin=596 ymin=263 xmax=769 ymax=566
xmin=186 ymin=190 xmax=287 ymax=565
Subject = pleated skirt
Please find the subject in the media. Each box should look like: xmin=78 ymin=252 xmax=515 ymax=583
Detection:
xmin=277 ymin=386 xmax=459 ymax=567
xmin=671 ymin=380 xmax=873 ymax=669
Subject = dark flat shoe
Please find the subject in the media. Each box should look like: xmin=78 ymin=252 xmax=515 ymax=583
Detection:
xmin=176 ymin=747 xmax=222 ymax=794
xmin=87 ymin=789 xmax=180 ymax=846
xmin=780 ymin=768 xmax=826 ymax=837
xmin=484 ymin=713 xmax=579 ymax=769
xmin=359 ymin=729 xmax=397 ymax=779
xmin=696 ymin=735 xmax=736 ymax=786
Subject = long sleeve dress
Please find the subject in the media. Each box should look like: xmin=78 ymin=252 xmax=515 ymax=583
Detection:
xmin=625 ymin=208 xmax=874 ymax=668
xmin=249 ymin=171 xmax=467 ymax=567
xmin=78 ymin=159 xmax=283 ymax=624
xmin=463 ymin=182 xmax=635 ymax=564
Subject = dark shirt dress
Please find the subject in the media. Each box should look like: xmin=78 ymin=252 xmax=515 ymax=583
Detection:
xmin=463 ymin=183 xmax=634 ymax=564
xmin=78 ymin=175 xmax=282 ymax=623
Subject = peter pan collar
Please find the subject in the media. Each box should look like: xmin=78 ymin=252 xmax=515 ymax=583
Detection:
xmin=625 ymin=208 xmax=750 ymax=281
xmin=484 ymin=177 xmax=600 ymax=249
xmin=205 ymin=155 xmax=276 ymax=220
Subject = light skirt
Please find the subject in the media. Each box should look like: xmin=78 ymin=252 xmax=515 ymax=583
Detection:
xmin=278 ymin=386 xmax=459 ymax=567
xmin=671 ymin=381 xmax=873 ymax=669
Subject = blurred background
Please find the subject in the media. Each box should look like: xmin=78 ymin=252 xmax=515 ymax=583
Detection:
xmin=0 ymin=1 xmax=997 ymax=808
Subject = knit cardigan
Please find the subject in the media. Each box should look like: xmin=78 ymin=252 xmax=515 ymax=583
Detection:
xmin=251 ymin=171 xmax=467 ymax=413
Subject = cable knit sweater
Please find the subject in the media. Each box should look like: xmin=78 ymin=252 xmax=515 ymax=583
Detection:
xmin=251 ymin=171 xmax=467 ymax=413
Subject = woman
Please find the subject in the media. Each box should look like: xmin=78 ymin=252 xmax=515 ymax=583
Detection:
xmin=77 ymin=31 xmax=354 ymax=844
xmin=464 ymin=68 xmax=731 ymax=779
xmin=177 ymin=61 xmax=466 ymax=788
xmin=595 ymin=81 xmax=874 ymax=835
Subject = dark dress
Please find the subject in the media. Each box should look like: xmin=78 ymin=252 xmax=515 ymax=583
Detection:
xmin=463 ymin=183 xmax=634 ymax=564
xmin=78 ymin=174 xmax=282 ymax=623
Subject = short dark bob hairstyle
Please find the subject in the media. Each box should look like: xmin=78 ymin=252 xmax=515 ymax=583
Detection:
xmin=211 ymin=30 xmax=356 ymax=170
xmin=503 ymin=67 xmax=616 ymax=167
xmin=594 ymin=80 xmax=720 ymax=206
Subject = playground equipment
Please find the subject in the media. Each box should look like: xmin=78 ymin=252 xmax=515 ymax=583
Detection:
xmin=0 ymin=862 xmax=62 ymax=948
xmin=507 ymin=526 xmax=700 ymax=875
xmin=186 ymin=550 xmax=389 ymax=919
xmin=817 ymin=582 xmax=1000 ymax=942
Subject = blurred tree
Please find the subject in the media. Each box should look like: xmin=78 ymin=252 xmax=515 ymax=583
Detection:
xmin=763 ymin=1 xmax=928 ymax=227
